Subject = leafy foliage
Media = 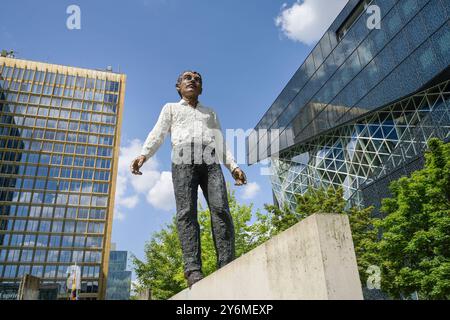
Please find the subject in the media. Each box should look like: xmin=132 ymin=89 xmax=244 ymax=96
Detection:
xmin=260 ymin=186 xmax=376 ymax=285
xmin=131 ymin=189 xmax=261 ymax=299
xmin=367 ymin=138 xmax=450 ymax=299
xmin=132 ymin=139 xmax=450 ymax=300
xmin=131 ymin=217 xmax=185 ymax=300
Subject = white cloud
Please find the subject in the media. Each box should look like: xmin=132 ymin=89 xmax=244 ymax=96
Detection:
xmin=117 ymin=195 xmax=139 ymax=209
xmin=275 ymin=0 xmax=348 ymax=45
xmin=131 ymin=170 xmax=160 ymax=194
xmin=117 ymin=139 xmax=158 ymax=174
xmin=241 ymin=182 xmax=261 ymax=200
xmin=114 ymin=174 xmax=127 ymax=200
xmin=114 ymin=139 xmax=174 ymax=221
xmin=114 ymin=210 xmax=126 ymax=221
xmin=146 ymin=171 xmax=176 ymax=211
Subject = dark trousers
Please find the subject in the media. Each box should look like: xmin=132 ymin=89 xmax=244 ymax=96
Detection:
xmin=171 ymin=159 xmax=235 ymax=274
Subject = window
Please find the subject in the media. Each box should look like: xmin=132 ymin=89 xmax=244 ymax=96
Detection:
xmin=71 ymin=169 xmax=82 ymax=179
xmin=70 ymin=181 xmax=81 ymax=192
xmin=54 ymin=207 xmax=65 ymax=218
xmin=4 ymin=265 xmax=17 ymax=278
xmin=83 ymin=169 xmax=94 ymax=180
xmin=44 ymin=193 xmax=56 ymax=204
xmin=49 ymin=235 xmax=61 ymax=247
xmin=10 ymin=234 xmax=23 ymax=246
xmin=86 ymin=236 xmax=103 ymax=248
xmin=24 ymin=234 xmax=36 ymax=246
xmin=8 ymin=249 xmax=21 ymax=262
xmin=65 ymin=144 xmax=76 ymax=153
xmin=54 ymin=143 xmax=64 ymax=152
xmin=52 ymin=221 xmax=63 ymax=233
xmin=13 ymin=219 xmax=27 ymax=231
xmin=67 ymin=208 xmax=77 ymax=219
xmin=56 ymin=193 xmax=68 ymax=204
xmin=73 ymin=101 xmax=82 ymax=109
xmin=63 ymin=156 xmax=74 ymax=166
xmin=88 ymin=222 xmax=105 ymax=234
xmin=64 ymin=221 xmax=75 ymax=233
xmin=0 ymin=250 xmax=7 ymax=262
xmin=85 ymin=158 xmax=95 ymax=167
xmin=31 ymin=265 xmax=43 ymax=277
xmin=76 ymin=221 xmax=87 ymax=233
xmin=42 ymin=206 xmax=54 ymax=217
xmin=49 ymin=167 xmax=60 ymax=178
xmin=22 ymin=179 xmax=34 ymax=189
xmin=39 ymin=220 xmax=51 ymax=232
xmin=21 ymin=250 xmax=33 ymax=262
xmin=29 ymin=206 xmax=41 ymax=217
xmin=60 ymin=251 xmax=72 ymax=263
xmin=27 ymin=220 xmax=39 ymax=232
xmin=76 ymin=76 xmax=86 ymax=88
xmin=76 ymin=145 xmax=86 ymax=155
xmin=78 ymin=208 xmax=89 ymax=218
xmin=47 ymin=250 xmax=59 ymax=262
xmin=44 ymin=265 xmax=57 ymax=278
xmin=36 ymin=235 xmax=49 ymax=247
xmin=17 ymin=265 xmax=31 ymax=277
xmin=55 ymin=73 xmax=66 ymax=85
xmin=74 ymin=236 xmax=85 ymax=247
xmin=89 ymin=209 xmax=106 ymax=220
xmin=79 ymin=195 xmax=91 ymax=207
xmin=51 ymin=155 xmax=62 ymax=165
xmin=74 ymin=156 xmax=84 ymax=166
xmin=336 ymin=0 xmax=374 ymax=41
xmin=62 ymin=236 xmax=73 ymax=247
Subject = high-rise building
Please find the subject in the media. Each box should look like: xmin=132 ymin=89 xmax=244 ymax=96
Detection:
xmin=0 ymin=56 xmax=126 ymax=299
xmin=248 ymin=0 xmax=450 ymax=212
xmin=105 ymin=244 xmax=131 ymax=300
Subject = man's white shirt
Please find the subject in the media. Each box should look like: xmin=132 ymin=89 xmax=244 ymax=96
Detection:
xmin=140 ymin=99 xmax=238 ymax=172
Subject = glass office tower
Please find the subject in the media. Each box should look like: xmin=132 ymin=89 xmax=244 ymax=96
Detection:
xmin=0 ymin=56 xmax=126 ymax=299
xmin=105 ymin=250 xmax=131 ymax=300
xmin=248 ymin=0 xmax=450 ymax=211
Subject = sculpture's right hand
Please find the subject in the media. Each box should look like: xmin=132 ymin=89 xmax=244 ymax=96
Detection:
xmin=130 ymin=155 xmax=146 ymax=175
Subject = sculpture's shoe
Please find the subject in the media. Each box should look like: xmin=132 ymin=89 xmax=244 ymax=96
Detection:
xmin=185 ymin=270 xmax=204 ymax=289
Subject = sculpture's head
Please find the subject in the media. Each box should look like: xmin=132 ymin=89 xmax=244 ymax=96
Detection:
xmin=176 ymin=70 xmax=203 ymax=99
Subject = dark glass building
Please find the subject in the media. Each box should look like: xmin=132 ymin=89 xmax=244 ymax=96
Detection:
xmin=105 ymin=249 xmax=131 ymax=300
xmin=248 ymin=0 xmax=450 ymax=211
xmin=0 ymin=56 xmax=126 ymax=299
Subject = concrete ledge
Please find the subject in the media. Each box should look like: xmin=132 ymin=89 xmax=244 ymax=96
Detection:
xmin=170 ymin=214 xmax=363 ymax=300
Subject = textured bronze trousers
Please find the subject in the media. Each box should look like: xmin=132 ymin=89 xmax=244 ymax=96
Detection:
xmin=171 ymin=153 xmax=236 ymax=274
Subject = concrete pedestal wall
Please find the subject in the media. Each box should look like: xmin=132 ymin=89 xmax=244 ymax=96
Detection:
xmin=170 ymin=214 xmax=363 ymax=300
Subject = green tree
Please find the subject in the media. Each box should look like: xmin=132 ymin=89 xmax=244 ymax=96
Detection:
xmin=256 ymin=186 xmax=376 ymax=285
xmin=367 ymin=138 xmax=450 ymax=299
xmin=132 ymin=217 xmax=185 ymax=299
xmin=261 ymin=187 xmax=348 ymax=236
xmin=131 ymin=188 xmax=261 ymax=299
xmin=132 ymin=139 xmax=450 ymax=300
xmin=198 ymin=189 xmax=261 ymax=277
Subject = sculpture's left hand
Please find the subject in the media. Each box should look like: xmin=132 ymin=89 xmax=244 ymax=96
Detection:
xmin=232 ymin=168 xmax=247 ymax=186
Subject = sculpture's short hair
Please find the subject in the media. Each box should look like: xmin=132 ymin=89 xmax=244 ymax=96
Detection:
xmin=176 ymin=70 xmax=202 ymax=97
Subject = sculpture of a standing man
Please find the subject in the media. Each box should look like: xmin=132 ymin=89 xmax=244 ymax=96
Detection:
xmin=130 ymin=71 xmax=247 ymax=288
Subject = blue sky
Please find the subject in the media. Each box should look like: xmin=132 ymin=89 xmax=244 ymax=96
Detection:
xmin=1 ymin=0 xmax=348 ymax=277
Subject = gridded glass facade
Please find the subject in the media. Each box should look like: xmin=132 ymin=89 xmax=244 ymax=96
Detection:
xmin=270 ymin=80 xmax=450 ymax=209
xmin=249 ymin=0 xmax=450 ymax=164
xmin=105 ymin=251 xmax=131 ymax=300
xmin=250 ymin=0 xmax=450 ymax=211
xmin=0 ymin=57 xmax=125 ymax=299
